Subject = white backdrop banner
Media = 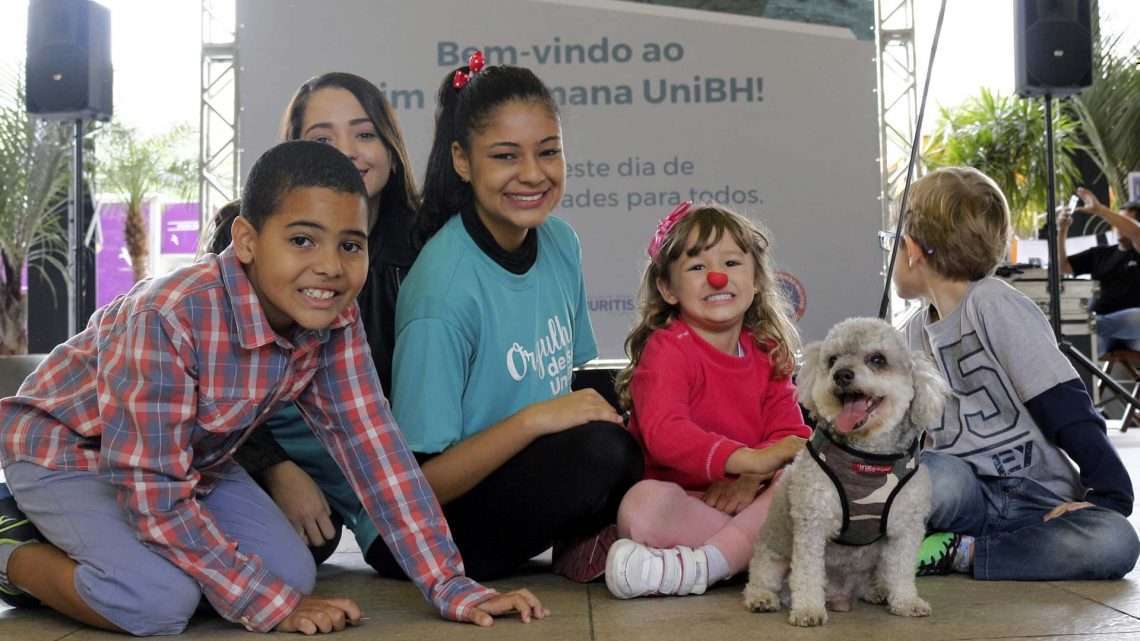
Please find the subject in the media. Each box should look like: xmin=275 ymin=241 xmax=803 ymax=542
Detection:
xmin=237 ymin=0 xmax=883 ymax=356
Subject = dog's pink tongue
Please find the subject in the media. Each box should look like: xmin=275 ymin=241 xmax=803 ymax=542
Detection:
xmin=835 ymin=398 xmax=872 ymax=433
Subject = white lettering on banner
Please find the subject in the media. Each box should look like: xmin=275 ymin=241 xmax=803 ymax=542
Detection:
xmin=504 ymin=315 xmax=575 ymax=394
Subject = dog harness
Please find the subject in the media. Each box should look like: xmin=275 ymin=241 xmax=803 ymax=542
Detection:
xmin=806 ymin=428 xmax=920 ymax=546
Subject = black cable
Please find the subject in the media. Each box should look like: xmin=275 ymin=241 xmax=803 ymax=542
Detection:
xmin=878 ymin=0 xmax=948 ymax=320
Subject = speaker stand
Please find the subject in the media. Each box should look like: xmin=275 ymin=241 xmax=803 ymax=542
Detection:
xmin=1041 ymin=93 xmax=1140 ymax=413
xmin=67 ymin=118 xmax=89 ymax=336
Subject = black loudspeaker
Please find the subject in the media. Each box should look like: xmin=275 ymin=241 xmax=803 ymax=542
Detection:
xmin=26 ymin=0 xmax=113 ymax=120
xmin=1014 ymin=0 xmax=1093 ymax=97
xmin=27 ymin=183 xmax=96 ymax=353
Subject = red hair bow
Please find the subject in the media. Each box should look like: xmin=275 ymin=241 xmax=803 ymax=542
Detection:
xmin=452 ymin=51 xmax=487 ymax=90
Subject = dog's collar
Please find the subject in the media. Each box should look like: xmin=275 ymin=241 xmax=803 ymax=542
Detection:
xmin=807 ymin=427 xmax=920 ymax=462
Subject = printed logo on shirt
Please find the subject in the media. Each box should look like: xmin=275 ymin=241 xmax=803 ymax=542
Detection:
xmin=932 ymin=331 xmax=1020 ymax=449
xmin=992 ymin=440 xmax=1033 ymax=475
xmin=505 ymin=314 xmax=575 ymax=394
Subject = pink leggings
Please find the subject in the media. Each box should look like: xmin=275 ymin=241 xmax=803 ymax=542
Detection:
xmin=616 ymin=478 xmax=776 ymax=576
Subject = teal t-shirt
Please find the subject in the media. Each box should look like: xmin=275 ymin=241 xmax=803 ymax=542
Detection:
xmin=392 ymin=214 xmax=598 ymax=453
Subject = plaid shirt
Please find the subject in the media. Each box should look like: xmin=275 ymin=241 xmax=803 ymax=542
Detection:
xmin=0 ymin=248 xmax=494 ymax=632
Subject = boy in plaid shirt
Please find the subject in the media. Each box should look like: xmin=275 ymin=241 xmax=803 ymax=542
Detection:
xmin=0 ymin=141 xmax=545 ymax=635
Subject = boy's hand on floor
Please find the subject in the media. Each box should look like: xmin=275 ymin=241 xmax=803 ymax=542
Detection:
xmin=1043 ymin=501 xmax=1094 ymax=522
xmin=466 ymin=589 xmax=548 ymax=626
xmin=264 ymin=461 xmax=337 ymax=546
xmin=275 ymin=595 xmax=361 ymax=634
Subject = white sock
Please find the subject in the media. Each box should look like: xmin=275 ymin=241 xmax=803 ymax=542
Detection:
xmin=701 ymin=544 xmax=730 ymax=585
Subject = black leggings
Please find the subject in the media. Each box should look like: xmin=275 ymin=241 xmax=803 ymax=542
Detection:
xmin=365 ymin=421 xmax=643 ymax=580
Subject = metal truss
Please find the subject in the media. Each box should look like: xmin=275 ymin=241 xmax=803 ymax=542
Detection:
xmin=875 ymin=0 xmax=920 ymax=223
xmin=874 ymin=0 xmax=919 ymax=321
xmin=198 ymin=0 xmax=237 ymax=242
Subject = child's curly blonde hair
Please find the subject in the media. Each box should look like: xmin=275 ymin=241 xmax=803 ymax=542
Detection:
xmin=614 ymin=205 xmax=801 ymax=411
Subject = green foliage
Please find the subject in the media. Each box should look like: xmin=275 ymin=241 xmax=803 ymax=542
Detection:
xmin=95 ymin=120 xmax=198 ymax=281
xmin=1071 ymin=34 xmax=1140 ymax=207
xmin=0 ymin=82 xmax=70 ymax=296
xmin=0 ymin=75 xmax=70 ymax=353
xmin=96 ymin=120 xmax=197 ymax=207
xmin=923 ymin=88 xmax=1082 ymax=238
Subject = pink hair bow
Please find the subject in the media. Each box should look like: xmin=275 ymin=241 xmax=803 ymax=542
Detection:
xmin=452 ymin=51 xmax=487 ymax=90
xmin=647 ymin=200 xmax=694 ymax=259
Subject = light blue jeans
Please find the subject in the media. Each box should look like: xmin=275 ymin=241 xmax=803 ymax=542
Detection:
xmin=922 ymin=451 xmax=1139 ymax=580
xmin=1095 ymin=307 xmax=1140 ymax=355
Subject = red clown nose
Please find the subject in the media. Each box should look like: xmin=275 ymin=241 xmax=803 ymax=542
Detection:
xmin=707 ymin=271 xmax=728 ymax=289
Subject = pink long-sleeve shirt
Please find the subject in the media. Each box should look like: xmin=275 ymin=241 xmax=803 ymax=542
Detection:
xmin=627 ymin=319 xmax=810 ymax=490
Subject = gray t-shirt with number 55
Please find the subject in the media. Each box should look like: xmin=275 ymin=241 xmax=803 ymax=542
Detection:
xmin=903 ymin=277 xmax=1084 ymax=503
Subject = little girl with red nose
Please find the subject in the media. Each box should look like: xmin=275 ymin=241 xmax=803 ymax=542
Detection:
xmin=605 ymin=202 xmax=811 ymax=599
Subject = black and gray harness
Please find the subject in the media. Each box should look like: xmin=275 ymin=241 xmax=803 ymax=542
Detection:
xmin=806 ymin=428 xmax=921 ymax=546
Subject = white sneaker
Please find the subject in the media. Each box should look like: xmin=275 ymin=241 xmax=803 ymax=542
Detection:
xmin=605 ymin=538 xmax=708 ymax=599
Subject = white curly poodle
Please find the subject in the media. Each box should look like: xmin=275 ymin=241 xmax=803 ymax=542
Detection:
xmin=743 ymin=317 xmax=947 ymax=626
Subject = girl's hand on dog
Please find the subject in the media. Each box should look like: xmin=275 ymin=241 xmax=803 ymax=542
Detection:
xmin=703 ymin=475 xmax=765 ymax=514
xmin=1043 ymin=501 xmax=1094 ymax=522
xmin=465 ymin=589 xmax=549 ymax=626
xmin=772 ymin=435 xmax=807 ymax=462
xmin=724 ymin=437 xmax=804 ymax=477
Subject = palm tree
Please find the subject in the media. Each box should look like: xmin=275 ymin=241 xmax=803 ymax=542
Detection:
xmin=924 ymin=88 xmax=1082 ymax=238
xmin=96 ymin=122 xmax=195 ymax=282
xmin=0 ymin=85 xmax=70 ymax=355
xmin=1071 ymin=34 xmax=1140 ymax=208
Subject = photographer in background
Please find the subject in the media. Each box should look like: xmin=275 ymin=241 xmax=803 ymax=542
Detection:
xmin=1056 ymin=188 xmax=1140 ymax=355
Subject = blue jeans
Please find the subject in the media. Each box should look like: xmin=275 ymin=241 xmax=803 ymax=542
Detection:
xmin=1095 ymin=307 xmax=1140 ymax=355
xmin=922 ymin=452 xmax=1139 ymax=580
xmin=4 ymin=461 xmax=315 ymax=636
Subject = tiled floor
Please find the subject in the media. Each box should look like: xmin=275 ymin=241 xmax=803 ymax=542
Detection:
xmin=5 ymin=427 xmax=1140 ymax=640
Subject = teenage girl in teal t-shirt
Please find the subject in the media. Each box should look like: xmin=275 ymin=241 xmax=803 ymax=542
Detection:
xmin=377 ymin=58 xmax=643 ymax=581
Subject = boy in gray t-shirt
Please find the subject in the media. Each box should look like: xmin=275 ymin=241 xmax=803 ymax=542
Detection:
xmin=891 ymin=167 xmax=1136 ymax=580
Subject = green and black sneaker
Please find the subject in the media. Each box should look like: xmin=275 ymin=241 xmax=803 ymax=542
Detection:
xmin=916 ymin=531 xmax=960 ymax=576
xmin=0 ymin=484 xmax=41 ymax=608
